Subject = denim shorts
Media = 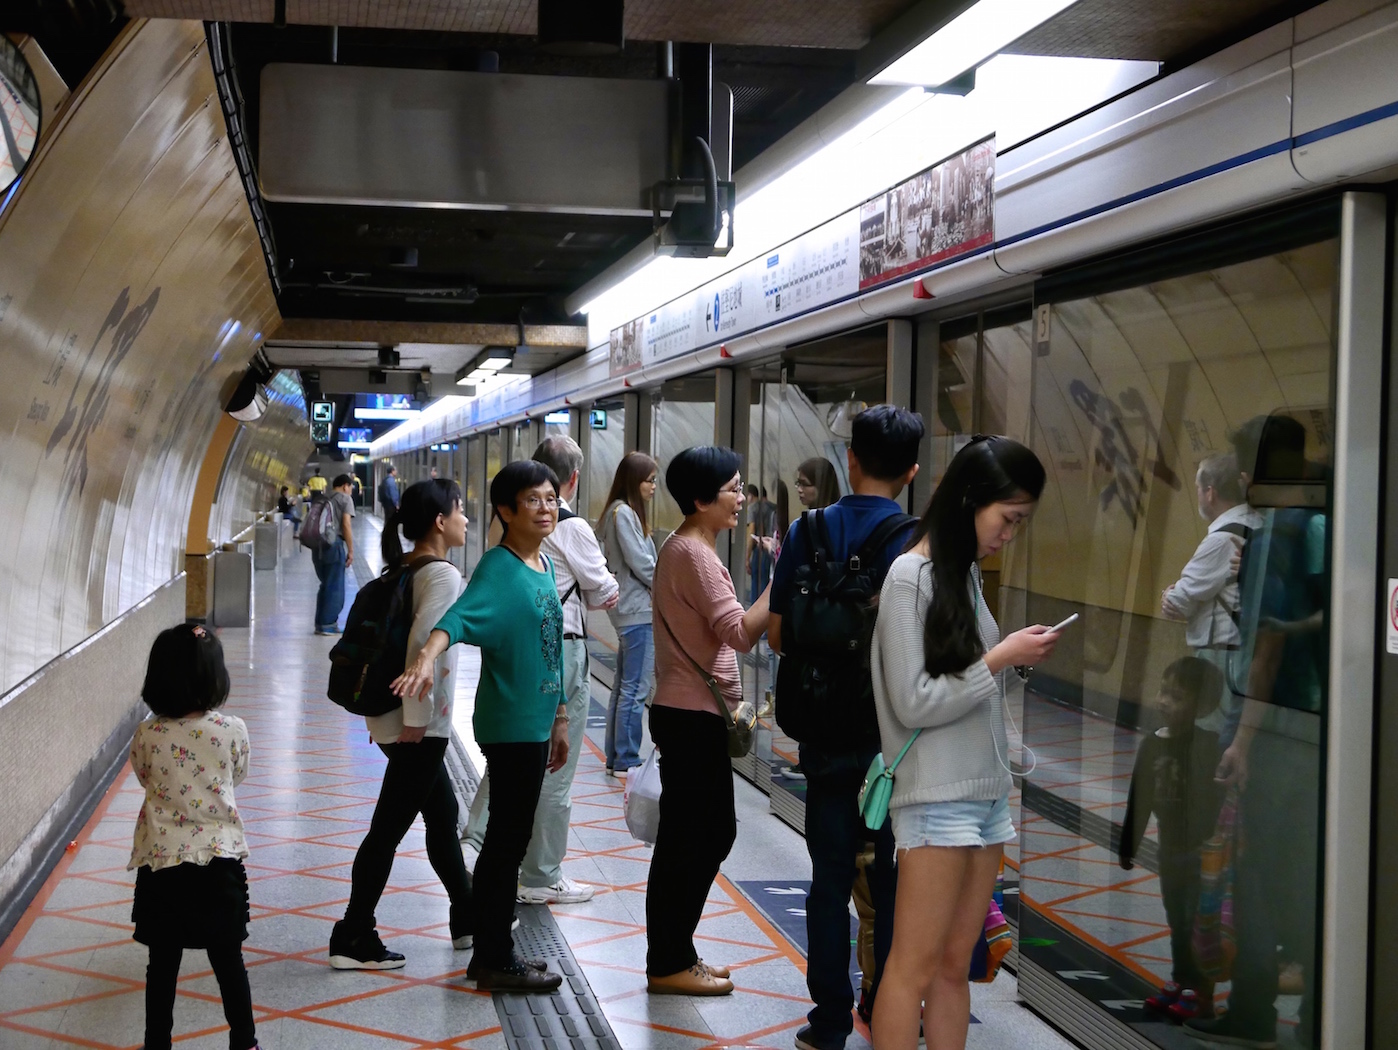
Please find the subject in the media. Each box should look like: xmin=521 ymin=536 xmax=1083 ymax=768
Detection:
xmin=891 ymin=794 xmax=1015 ymax=850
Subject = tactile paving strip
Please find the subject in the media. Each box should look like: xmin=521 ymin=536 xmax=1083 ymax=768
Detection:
xmin=495 ymin=904 xmax=621 ymax=1050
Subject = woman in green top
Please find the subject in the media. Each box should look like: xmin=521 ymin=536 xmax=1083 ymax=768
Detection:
xmin=394 ymin=460 xmax=570 ymax=992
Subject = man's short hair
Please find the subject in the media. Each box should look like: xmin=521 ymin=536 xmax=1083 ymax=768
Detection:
xmin=387 ymin=465 xmax=397 ymax=475
xmin=850 ymin=405 xmax=925 ymax=480
xmin=1196 ymin=452 xmax=1243 ymax=503
xmin=332 ymin=473 xmax=354 ymax=489
xmin=533 ymin=436 xmax=584 ymax=484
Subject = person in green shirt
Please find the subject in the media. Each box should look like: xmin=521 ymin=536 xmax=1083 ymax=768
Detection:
xmin=394 ymin=459 xmax=569 ymax=992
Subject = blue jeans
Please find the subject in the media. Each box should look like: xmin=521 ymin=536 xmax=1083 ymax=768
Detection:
xmin=605 ymin=623 xmax=653 ymax=772
xmin=313 ymin=539 xmax=347 ymax=629
xmin=800 ymin=742 xmax=897 ymax=1042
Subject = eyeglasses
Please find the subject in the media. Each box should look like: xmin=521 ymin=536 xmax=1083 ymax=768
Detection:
xmin=522 ymin=496 xmax=560 ymax=510
xmin=719 ymin=480 xmax=743 ymax=496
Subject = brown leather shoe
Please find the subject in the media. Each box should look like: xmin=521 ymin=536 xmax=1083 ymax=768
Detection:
xmin=698 ymin=959 xmax=730 ymax=979
xmin=647 ymin=964 xmax=734 ymax=996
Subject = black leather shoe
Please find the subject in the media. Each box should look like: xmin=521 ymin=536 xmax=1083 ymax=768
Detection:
xmin=471 ymin=958 xmax=562 ymax=991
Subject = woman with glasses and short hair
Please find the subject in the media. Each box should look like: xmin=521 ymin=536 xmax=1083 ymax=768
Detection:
xmin=644 ymin=447 xmax=772 ymax=997
xmin=394 ymin=461 xmax=570 ymax=992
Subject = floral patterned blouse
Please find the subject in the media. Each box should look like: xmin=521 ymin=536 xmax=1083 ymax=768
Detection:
xmin=127 ymin=710 xmax=250 ymax=871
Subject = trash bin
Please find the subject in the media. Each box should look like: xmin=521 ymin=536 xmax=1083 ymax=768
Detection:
xmin=254 ymin=521 xmax=280 ymax=570
xmin=212 ymin=550 xmax=252 ymax=627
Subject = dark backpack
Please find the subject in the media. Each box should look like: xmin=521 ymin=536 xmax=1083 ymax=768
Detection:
xmin=775 ymin=509 xmax=915 ymax=750
xmin=327 ymin=558 xmax=449 ymax=716
xmin=299 ymin=493 xmax=337 ymax=552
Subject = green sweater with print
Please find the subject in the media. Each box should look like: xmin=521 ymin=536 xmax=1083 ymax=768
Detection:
xmin=433 ymin=545 xmax=565 ymax=745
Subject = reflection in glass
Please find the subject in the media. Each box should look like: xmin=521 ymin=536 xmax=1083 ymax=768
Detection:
xmin=465 ymin=436 xmax=484 ymax=575
xmin=1017 ymin=240 xmax=1335 ymax=1049
xmin=587 ymin=397 xmax=625 ymax=523
xmin=650 ymin=375 xmax=717 ymax=543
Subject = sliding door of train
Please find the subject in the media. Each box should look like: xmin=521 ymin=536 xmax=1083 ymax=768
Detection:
xmin=1013 ymin=195 xmax=1383 ymax=1050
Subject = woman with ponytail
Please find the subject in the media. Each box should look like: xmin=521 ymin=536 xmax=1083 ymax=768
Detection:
xmin=870 ymin=436 xmax=1059 ymax=1050
xmin=328 ymin=480 xmax=473 ymax=972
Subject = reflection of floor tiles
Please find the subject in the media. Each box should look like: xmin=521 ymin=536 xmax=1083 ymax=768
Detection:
xmin=2 ymin=517 xmax=1076 ymax=1050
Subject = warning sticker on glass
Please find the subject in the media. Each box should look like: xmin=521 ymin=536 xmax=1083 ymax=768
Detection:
xmin=1387 ymin=579 xmax=1398 ymax=655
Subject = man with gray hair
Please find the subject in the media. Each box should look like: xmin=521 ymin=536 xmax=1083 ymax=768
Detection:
xmin=1161 ymin=451 xmax=1263 ymax=727
xmin=466 ymin=435 xmax=619 ymax=904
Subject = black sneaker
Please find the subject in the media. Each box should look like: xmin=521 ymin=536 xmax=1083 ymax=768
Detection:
xmin=1183 ymin=1015 xmax=1277 ymax=1048
xmin=328 ymin=927 xmax=406 ymax=970
xmin=469 ymin=956 xmax=562 ymax=991
xmin=794 ymin=1025 xmax=844 ymax=1050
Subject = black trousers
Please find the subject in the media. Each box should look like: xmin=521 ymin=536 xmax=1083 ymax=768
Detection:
xmin=343 ymin=737 xmax=474 ymax=937
xmin=474 ymin=740 xmax=550 ymax=966
xmin=145 ymin=942 xmax=255 ymax=1050
xmin=645 ymin=705 xmax=736 ymax=977
xmin=1158 ymin=846 xmax=1204 ymax=987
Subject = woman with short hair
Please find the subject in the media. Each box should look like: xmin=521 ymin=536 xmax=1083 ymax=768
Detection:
xmin=598 ymin=451 xmax=659 ymax=777
xmin=645 ymin=446 xmax=771 ymax=997
xmin=394 ymin=460 xmax=570 ymax=992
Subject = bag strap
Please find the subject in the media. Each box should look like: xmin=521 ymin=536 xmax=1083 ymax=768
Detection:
xmin=850 ymin=512 xmax=917 ymax=572
xmin=655 ymin=608 xmax=735 ymax=729
xmin=560 ymin=580 xmax=581 ymax=605
xmin=886 ymin=728 xmax=923 ymax=774
xmin=810 ymin=509 xmax=834 ymax=567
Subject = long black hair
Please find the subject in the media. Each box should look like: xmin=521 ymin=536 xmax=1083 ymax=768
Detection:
xmin=909 ymin=435 xmax=1045 ymax=677
xmin=382 ymin=478 xmax=463 ymax=570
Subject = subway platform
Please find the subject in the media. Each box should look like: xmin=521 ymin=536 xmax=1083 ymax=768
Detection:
xmin=0 ymin=519 xmax=1071 ymax=1050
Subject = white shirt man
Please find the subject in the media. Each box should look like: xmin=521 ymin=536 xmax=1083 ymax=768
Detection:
xmin=1161 ymin=452 xmax=1263 ymax=649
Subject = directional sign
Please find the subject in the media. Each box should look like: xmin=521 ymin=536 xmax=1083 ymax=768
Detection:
xmin=1057 ymin=970 xmax=1110 ymax=981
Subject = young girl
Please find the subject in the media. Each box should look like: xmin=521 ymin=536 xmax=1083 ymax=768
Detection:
xmin=871 ymin=436 xmax=1058 ymax=1050
xmin=128 ymin=623 xmax=258 ymax=1050
xmin=598 ymin=451 xmax=659 ymax=777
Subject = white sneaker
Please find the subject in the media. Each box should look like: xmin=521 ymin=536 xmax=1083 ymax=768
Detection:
xmin=517 ymin=878 xmax=595 ymax=905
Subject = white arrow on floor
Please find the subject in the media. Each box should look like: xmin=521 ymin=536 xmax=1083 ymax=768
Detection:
xmin=1101 ymin=1000 xmax=1145 ymax=1011
xmin=764 ymin=887 xmax=808 ymax=895
xmin=787 ymin=908 xmax=807 ymax=917
xmin=1057 ymin=970 xmax=1110 ymax=981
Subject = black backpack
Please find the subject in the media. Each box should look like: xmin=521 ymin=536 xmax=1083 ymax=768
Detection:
xmin=327 ymin=557 xmax=450 ymax=716
xmin=299 ymin=492 xmax=337 ymax=552
xmin=775 ymin=509 xmax=915 ymax=750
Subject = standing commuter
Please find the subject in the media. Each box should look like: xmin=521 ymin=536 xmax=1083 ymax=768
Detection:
xmin=313 ymin=475 xmax=356 ymax=636
xmin=394 ymin=461 xmax=569 ymax=991
xmin=379 ymin=465 xmax=401 ymax=520
xmin=464 ymin=438 xmax=619 ymax=904
xmin=128 ymin=624 xmax=259 ymax=1050
xmin=768 ymin=405 xmax=924 ymax=1050
xmin=871 ymin=436 xmax=1059 ymax=1050
xmin=307 ymin=466 xmax=327 ymax=493
xmin=645 ymin=447 xmax=771 ymax=996
xmin=328 ymin=480 xmax=475 ymax=971
xmin=598 ymin=452 xmax=659 ymax=777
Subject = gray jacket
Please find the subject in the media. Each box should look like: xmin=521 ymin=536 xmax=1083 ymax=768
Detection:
xmin=599 ymin=500 xmax=656 ymax=628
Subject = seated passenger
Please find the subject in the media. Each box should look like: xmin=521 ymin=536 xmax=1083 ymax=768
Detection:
xmin=1119 ymin=656 xmax=1226 ymax=1023
xmin=646 ymin=447 xmax=770 ymax=997
xmin=328 ymin=480 xmax=474 ymax=972
xmin=128 ymin=624 xmax=258 ymax=1050
xmin=277 ymin=485 xmax=301 ymax=537
xmin=870 ymin=436 xmax=1058 ymax=1050
xmin=394 ymin=461 xmax=569 ymax=991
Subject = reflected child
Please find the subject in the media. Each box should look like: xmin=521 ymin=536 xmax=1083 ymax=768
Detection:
xmin=1118 ymin=656 xmax=1226 ymax=1024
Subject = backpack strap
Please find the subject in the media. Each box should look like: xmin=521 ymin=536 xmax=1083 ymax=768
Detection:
xmin=805 ymin=509 xmax=834 ymax=568
xmin=1209 ymin=522 xmax=1252 ymax=634
xmin=849 ymin=513 xmax=917 ymax=572
xmin=558 ymin=505 xmax=577 ymax=523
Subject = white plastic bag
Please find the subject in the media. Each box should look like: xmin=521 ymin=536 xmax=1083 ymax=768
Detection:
xmin=624 ymin=749 xmax=662 ymax=845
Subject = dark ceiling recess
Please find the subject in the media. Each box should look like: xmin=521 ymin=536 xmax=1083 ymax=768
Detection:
xmin=222 ymin=22 xmax=865 ymax=327
xmin=5 ymin=0 xmax=127 ymax=88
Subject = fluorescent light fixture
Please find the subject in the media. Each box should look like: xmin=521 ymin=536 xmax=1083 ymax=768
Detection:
xmin=870 ymin=0 xmax=1079 ymax=88
xmin=337 ymin=439 xmax=372 ymax=449
xmin=478 ymin=348 xmax=514 ymax=370
xmin=355 ymin=407 xmax=420 ymax=420
xmin=544 ymin=410 xmax=570 ymax=425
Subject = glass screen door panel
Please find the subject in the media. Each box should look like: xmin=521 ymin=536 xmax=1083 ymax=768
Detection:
xmin=650 ymin=373 xmax=718 ymax=547
xmin=1017 ymin=239 xmax=1337 ymax=1049
xmin=586 ymin=397 xmax=625 ymax=523
xmin=465 ymin=435 xmax=485 ymax=576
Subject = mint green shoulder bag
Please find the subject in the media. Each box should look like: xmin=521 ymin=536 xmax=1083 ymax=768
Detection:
xmin=858 ymin=729 xmax=922 ymax=831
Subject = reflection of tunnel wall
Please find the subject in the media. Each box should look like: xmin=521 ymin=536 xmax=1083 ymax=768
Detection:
xmin=0 ymin=20 xmax=304 ymax=915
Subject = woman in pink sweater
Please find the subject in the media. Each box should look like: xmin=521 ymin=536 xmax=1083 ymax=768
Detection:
xmin=646 ymin=446 xmax=771 ymax=997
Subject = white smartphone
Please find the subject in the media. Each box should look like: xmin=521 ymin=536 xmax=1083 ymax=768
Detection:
xmin=1048 ymin=613 xmax=1080 ymax=633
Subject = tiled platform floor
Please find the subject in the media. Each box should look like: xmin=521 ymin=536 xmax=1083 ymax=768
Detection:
xmin=0 ymin=518 xmax=1074 ymax=1050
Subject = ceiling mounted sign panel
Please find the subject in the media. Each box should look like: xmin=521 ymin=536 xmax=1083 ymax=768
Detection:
xmin=258 ymin=63 xmax=670 ymax=216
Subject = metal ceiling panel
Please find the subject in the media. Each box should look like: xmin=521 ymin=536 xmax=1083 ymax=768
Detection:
xmin=259 ymin=62 xmax=670 ymax=214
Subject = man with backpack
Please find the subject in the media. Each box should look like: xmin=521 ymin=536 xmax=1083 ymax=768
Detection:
xmin=464 ymin=437 xmax=619 ymax=905
xmin=306 ymin=474 xmax=356 ymax=635
xmin=769 ymin=405 xmax=924 ymax=1050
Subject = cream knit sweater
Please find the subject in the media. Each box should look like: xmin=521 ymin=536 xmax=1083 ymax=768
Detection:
xmin=871 ymin=553 xmax=1012 ymax=808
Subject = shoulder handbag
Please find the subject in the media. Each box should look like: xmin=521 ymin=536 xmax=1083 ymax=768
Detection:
xmin=656 ymin=608 xmax=756 ymax=758
xmin=857 ymin=728 xmax=921 ymax=831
